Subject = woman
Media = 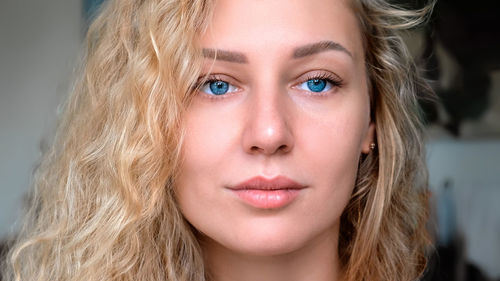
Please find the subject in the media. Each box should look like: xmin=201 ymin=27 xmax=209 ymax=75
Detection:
xmin=2 ymin=0 xmax=434 ymax=280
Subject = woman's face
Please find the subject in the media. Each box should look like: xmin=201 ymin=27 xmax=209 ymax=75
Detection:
xmin=175 ymin=0 xmax=374 ymax=256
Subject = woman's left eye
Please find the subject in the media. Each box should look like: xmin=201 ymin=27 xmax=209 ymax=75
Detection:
xmin=297 ymin=78 xmax=333 ymax=93
xmin=200 ymin=80 xmax=238 ymax=96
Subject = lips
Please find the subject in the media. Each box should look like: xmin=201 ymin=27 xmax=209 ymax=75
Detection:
xmin=229 ymin=176 xmax=306 ymax=209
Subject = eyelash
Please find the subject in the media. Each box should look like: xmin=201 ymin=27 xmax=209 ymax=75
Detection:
xmin=294 ymin=72 xmax=344 ymax=95
xmin=301 ymin=73 xmax=343 ymax=89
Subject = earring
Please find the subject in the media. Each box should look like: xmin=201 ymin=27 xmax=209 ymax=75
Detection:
xmin=370 ymin=142 xmax=376 ymax=150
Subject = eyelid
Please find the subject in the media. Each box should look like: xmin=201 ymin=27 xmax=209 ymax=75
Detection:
xmin=198 ymin=73 xmax=241 ymax=87
xmin=296 ymin=70 xmax=342 ymax=84
xmin=198 ymin=73 xmax=240 ymax=82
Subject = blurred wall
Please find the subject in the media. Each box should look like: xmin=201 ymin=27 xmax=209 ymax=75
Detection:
xmin=0 ymin=0 xmax=82 ymax=238
xmin=427 ymin=139 xmax=500 ymax=279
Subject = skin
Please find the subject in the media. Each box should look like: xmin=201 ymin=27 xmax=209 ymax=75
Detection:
xmin=175 ymin=0 xmax=375 ymax=280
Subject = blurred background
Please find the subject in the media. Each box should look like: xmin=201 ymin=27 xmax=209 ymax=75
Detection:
xmin=0 ymin=0 xmax=499 ymax=280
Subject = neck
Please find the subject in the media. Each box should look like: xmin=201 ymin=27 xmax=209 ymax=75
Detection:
xmin=201 ymin=229 xmax=343 ymax=281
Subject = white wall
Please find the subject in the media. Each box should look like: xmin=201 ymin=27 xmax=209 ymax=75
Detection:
xmin=427 ymin=140 xmax=500 ymax=189
xmin=0 ymin=0 xmax=82 ymax=237
xmin=427 ymin=139 xmax=500 ymax=279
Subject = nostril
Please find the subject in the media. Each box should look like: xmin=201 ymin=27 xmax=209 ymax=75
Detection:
xmin=278 ymin=144 xmax=288 ymax=151
xmin=249 ymin=144 xmax=289 ymax=154
xmin=250 ymin=146 xmax=261 ymax=152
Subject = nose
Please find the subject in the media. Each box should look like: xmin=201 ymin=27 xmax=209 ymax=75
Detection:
xmin=242 ymin=88 xmax=294 ymax=156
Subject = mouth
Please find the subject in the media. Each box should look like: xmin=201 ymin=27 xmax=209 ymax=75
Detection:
xmin=228 ymin=176 xmax=307 ymax=209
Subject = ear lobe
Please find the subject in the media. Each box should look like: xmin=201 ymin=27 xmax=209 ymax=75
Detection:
xmin=361 ymin=122 xmax=376 ymax=154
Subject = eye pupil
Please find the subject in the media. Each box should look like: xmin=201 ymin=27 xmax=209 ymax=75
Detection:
xmin=209 ymin=81 xmax=229 ymax=95
xmin=307 ymin=79 xmax=327 ymax=92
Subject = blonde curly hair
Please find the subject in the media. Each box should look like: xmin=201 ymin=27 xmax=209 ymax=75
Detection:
xmin=2 ymin=0 xmax=434 ymax=280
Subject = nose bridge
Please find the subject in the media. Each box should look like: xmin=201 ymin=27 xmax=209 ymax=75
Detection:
xmin=242 ymin=83 xmax=294 ymax=155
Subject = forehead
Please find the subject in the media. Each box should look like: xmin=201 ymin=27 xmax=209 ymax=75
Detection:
xmin=201 ymin=0 xmax=363 ymax=62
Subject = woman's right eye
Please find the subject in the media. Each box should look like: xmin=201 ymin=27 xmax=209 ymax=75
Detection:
xmin=200 ymin=80 xmax=238 ymax=96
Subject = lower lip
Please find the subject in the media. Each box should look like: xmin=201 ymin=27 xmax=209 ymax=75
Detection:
xmin=232 ymin=189 xmax=301 ymax=209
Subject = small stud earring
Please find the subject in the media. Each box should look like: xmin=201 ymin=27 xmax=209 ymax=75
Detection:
xmin=370 ymin=142 xmax=376 ymax=150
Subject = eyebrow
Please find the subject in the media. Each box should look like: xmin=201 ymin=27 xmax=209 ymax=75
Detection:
xmin=201 ymin=40 xmax=352 ymax=63
xmin=292 ymin=41 xmax=353 ymax=59
xmin=202 ymin=48 xmax=248 ymax=63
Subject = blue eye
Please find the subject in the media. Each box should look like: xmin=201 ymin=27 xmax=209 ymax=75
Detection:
xmin=210 ymin=81 xmax=228 ymax=95
xmin=298 ymin=78 xmax=333 ymax=93
xmin=201 ymin=80 xmax=238 ymax=96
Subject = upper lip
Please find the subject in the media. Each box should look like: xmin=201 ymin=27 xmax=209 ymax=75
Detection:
xmin=230 ymin=176 xmax=306 ymax=190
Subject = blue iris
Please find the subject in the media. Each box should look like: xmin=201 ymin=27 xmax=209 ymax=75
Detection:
xmin=306 ymin=79 xmax=327 ymax=92
xmin=209 ymin=81 xmax=229 ymax=95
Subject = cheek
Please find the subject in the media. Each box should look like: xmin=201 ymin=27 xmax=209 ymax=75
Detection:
xmin=297 ymin=123 xmax=364 ymax=240
xmin=174 ymin=106 xmax=240 ymax=217
xmin=294 ymin=99 xmax=369 ymax=204
xmin=178 ymin=109 xmax=238 ymax=180
xmin=299 ymin=106 xmax=367 ymax=170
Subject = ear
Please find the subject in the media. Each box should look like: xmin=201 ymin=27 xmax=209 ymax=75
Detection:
xmin=361 ymin=122 xmax=376 ymax=154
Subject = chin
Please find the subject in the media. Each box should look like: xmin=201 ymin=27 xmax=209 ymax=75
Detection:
xmin=227 ymin=237 xmax=307 ymax=257
xmin=218 ymin=221 xmax=329 ymax=257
